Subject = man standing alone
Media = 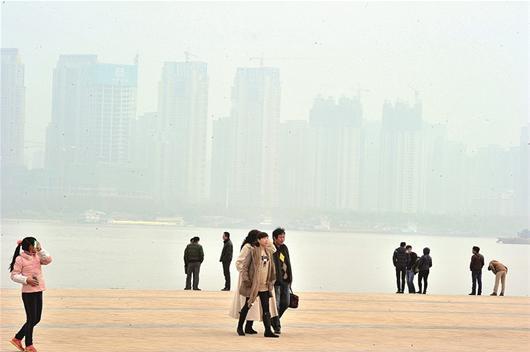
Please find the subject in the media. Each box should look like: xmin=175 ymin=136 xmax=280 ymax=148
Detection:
xmin=393 ymin=242 xmax=408 ymax=294
xmin=184 ymin=237 xmax=204 ymax=291
xmin=271 ymin=227 xmax=292 ymax=334
xmin=220 ymin=231 xmax=233 ymax=291
xmin=469 ymin=246 xmax=485 ymax=295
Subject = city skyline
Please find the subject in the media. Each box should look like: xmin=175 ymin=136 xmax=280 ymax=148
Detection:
xmin=1 ymin=49 xmax=527 ymax=172
xmin=1 ymin=1 xmax=527 ymax=156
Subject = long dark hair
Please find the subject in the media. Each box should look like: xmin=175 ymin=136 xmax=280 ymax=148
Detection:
xmin=241 ymin=229 xmax=260 ymax=250
xmin=9 ymin=237 xmax=37 ymax=272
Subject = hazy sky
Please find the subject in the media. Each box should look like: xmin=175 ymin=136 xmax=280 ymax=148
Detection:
xmin=2 ymin=1 xmax=528 ymax=153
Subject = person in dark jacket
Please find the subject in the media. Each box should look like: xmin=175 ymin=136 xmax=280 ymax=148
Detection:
xmin=271 ymin=227 xmax=292 ymax=334
xmin=417 ymin=247 xmax=432 ymax=294
xmin=184 ymin=237 xmax=204 ymax=291
xmin=220 ymin=232 xmax=233 ymax=291
xmin=469 ymin=246 xmax=485 ymax=296
xmin=405 ymin=245 xmax=418 ymax=294
xmin=393 ymin=242 xmax=409 ymax=293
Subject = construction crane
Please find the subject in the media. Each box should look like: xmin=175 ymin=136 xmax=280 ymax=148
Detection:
xmin=249 ymin=55 xmax=314 ymax=67
xmin=184 ymin=51 xmax=199 ymax=62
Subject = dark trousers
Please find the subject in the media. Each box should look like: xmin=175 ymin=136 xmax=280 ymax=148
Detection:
xmin=395 ymin=267 xmax=406 ymax=292
xmin=239 ymin=292 xmax=273 ymax=333
xmin=222 ymin=261 xmax=231 ymax=290
xmin=418 ymin=270 xmax=430 ymax=294
xmin=275 ymin=283 xmax=290 ymax=318
xmin=15 ymin=291 xmax=43 ymax=346
xmin=185 ymin=262 xmax=201 ymax=290
xmin=471 ymin=270 xmax=482 ymax=295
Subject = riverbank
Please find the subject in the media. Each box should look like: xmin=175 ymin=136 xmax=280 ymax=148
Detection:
xmin=1 ymin=289 xmax=529 ymax=351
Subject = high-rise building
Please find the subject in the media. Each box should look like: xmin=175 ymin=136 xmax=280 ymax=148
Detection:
xmin=278 ymin=120 xmax=317 ymax=210
xmin=419 ymin=123 xmax=449 ymax=215
xmin=130 ymin=112 xmax=160 ymax=197
xmin=227 ymin=67 xmax=281 ymax=209
xmin=45 ymin=55 xmax=137 ymax=189
xmin=378 ymin=99 xmax=423 ymax=214
xmin=519 ymin=127 xmax=529 ymax=219
xmin=309 ymin=96 xmax=362 ymax=210
xmin=359 ymin=120 xmax=381 ymax=213
xmin=157 ymin=61 xmax=209 ymax=207
xmin=1 ymin=48 xmax=25 ymax=169
xmin=210 ymin=116 xmax=236 ymax=208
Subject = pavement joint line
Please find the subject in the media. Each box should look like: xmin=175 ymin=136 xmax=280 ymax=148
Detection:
xmin=1 ymin=323 xmax=529 ymax=332
xmin=2 ymin=306 xmax=529 ymax=317
xmin=1 ymin=294 xmax=529 ymax=307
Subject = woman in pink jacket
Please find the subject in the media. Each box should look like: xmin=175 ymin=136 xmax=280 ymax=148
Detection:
xmin=9 ymin=237 xmax=53 ymax=352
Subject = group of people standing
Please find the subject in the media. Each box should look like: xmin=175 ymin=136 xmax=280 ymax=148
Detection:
xmin=392 ymin=242 xmax=508 ymax=296
xmin=182 ymin=227 xmax=294 ymax=338
xmin=393 ymin=242 xmax=432 ymax=294
xmin=182 ymin=232 xmax=235 ymax=291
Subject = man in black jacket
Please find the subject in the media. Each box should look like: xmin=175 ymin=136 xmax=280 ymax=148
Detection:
xmin=219 ymin=232 xmax=233 ymax=291
xmin=405 ymin=245 xmax=418 ymax=294
xmin=469 ymin=246 xmax=485 ymax=295
xmin=271 ymin=227 xmax=292 ymax=334
xmin=184 ymin=237 xmax=204 ymax=291
xmin=393 ymin=242 xmax=409 ymax=294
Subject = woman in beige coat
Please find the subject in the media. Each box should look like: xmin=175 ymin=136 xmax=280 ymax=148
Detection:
xmin=229 ymin=230 xmax=278 ymax=334
xmin=236 ymin=231 xmax=279 ymax=338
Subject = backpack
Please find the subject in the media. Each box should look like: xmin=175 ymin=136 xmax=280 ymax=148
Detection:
xmin=412 ymin=258 xmax=420 ymax=274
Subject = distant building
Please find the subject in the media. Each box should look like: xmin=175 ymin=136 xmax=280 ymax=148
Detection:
xmin=227 ymin=67 xmax=281 ymax=209
xmin=278 ymin=120 xmax=317 ymax=210
xmin=45 ymin=55 xmax=138 ymax=193
xmin=519 ymin=127 xmax=529 ymax=218
xmin=1 ymin=48 xmax=25 ymax=169
xmin=378 ymin=99 xmax=423 ymax=214
xmin=157 ymin=61 xmax=209 ymax=207
xmin=210 ymin=116 xmax=236 ymax=208
xmin=309 ymin=96 xmax=362 ymax=210
xmin=359 ymin=120 xmax=381 ymax=213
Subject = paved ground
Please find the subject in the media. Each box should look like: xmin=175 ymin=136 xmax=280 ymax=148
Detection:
xmin=1 ymin=289 xmax=529 ymax=351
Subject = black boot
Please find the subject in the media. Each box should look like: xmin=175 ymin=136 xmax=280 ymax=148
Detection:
xmin=237 ymin=304 xmax=250 ymax=336
xmin=271 ymin=316 xmax=281 ymax=334
xmin=245 ymin=320 xmax=258 ymax=334
xmin=263 ymin=313 xmax=279 ymax=338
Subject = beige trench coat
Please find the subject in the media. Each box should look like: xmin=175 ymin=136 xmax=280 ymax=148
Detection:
xmin=228 ymin=243 xmax=278 ymax=321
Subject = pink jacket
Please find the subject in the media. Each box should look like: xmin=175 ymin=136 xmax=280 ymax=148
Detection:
xmin=10 ymin=250 xmax=53 ymax=293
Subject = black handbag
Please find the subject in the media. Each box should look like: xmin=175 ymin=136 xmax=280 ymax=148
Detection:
xmin=289 ymin=287 xmax=299 ymax=309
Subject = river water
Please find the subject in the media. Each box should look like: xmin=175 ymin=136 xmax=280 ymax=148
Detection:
xmin=1 ymin=220 xmax=529 ymax=296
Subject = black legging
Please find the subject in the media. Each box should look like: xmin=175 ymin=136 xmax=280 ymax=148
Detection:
xmin=418 ymin=270 xmax=430 ymax=294
xmin=241 ymin=292 xmax=271 ymax=318
xmin=15 ymin=292 xmax=43 ymax=346
xmin=239 ymin=291 xmax=273 ymax=332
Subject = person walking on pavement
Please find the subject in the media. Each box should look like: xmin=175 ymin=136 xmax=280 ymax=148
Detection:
xmin=271 ymin=227 xmax=293 ymax=334
xmin=237 ymin=232 xmax=279 ymax=338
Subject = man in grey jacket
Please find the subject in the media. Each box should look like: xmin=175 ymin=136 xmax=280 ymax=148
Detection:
xmin=184 ymin=237 xmax=204 ymax=291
